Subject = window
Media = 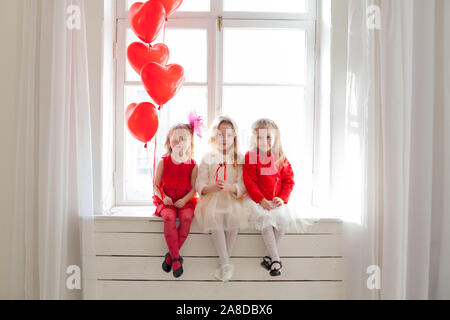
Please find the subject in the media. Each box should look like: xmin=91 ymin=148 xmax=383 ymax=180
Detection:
xmin=114 ymin=0 xmax=317 ymax=207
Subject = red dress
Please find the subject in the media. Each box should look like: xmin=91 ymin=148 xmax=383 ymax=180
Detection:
xmin=153 ymin=155 xmax=198 ymax=216
xmin=243 ymin=150 xmax=295 ymax=204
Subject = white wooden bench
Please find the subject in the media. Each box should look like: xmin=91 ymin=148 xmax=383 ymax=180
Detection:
xmin=94 ymin=212 xmax=343 ymax=300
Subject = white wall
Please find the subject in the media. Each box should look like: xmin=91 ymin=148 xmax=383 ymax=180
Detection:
xmin=0 ymin=0 xmax=22 ymax=300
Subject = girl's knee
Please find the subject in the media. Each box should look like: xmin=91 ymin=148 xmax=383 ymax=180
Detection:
xmin=180 ymin=215 xmax=194 ymax=225
xmin=179 ymin=209 xmax=194 ymax=223
xmin=161 ymin=209 xmax=177 ymax=224
xmin=164 ymin=216 xmax=176 ymax=225
xmin=262 ymin=226 xmax=273 ymax=233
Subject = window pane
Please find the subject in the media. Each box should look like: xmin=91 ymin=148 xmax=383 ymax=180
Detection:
xmin=124 ymin=85 xmax=208 ymax=201
xmin=222 ymin=86 xmax=308 ymax=150
xmin=224 ymin=0 xmax=307 ymax=13
xmin=126 ymin=28 xmax=207 ymax=83
xmin=162 ymin=28 xmax=207 ymax=83
xmin=222 ymin=86 xmax=312 ymax=205
xmin=178 ymin=0 xmax=210 ymax=12
xmin=127 ymin=0 xmax=210 ymax=12
xmin=223 ymin=28 xmax=306 ymax=84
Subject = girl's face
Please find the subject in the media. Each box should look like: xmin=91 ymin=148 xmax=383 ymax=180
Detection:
xmin=169 ymin=128 xmax=191 ymax=155
xmin=216 ymin=123 xmax=235 ymax=153
xmin=256 ymin=128 xmax=275 ymax=153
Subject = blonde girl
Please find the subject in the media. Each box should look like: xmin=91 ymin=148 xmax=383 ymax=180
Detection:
xmin=153 ymin=123 xmax=199 ymax=278
xmin=243 ymin=119 xmax=313 ymax=276
xmin=195 ymin=116 xmax=250 ymax=281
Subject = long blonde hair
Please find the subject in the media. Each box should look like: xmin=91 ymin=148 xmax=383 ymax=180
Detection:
xmin=208 ymin=116 xmax=240 ymax=168
xmin=163 ymin=123 xmax=195 ymax=159
xmin=250 ymin=118 xmax=287 ymax=167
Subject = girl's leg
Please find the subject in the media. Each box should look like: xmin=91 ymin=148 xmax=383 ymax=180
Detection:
xmin=160 ymin=207 xmax=179 ymax=266
xmin=225 ymin=228 xmax=239 ymax=257
xmin=273 ymin=227 xmax=286 ymax=246
xmin=211 ymin=215 xmax=229 ymax=266
xmin=211 ymin=230 xmax=229 ymax=266
xmin=262 ymin=227 xmax=285 ymax=263
xmin=261 ymin=226 xmax=281 ymax=268
xmin=177 ymin=207 xmax=195 ymax=249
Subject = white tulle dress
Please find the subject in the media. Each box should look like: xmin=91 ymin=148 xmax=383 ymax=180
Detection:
xmin=243 ymin=151 xmax=318 ymax=233
xmin=194 ymin=151 xmax=251 ymax=233
xmin=248 ymin=200 xmax=317 ymax=233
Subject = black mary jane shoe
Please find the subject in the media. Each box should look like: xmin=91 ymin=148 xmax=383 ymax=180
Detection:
xmin=162 ymin=252 xmax=172 ymax=273
xmin=172 ymin=258 xmax=184 ymax=278
xmin=269 ymin=261 xmax=282 ymax=277
xmin=261 ymin=256 xmax=272 ymax=270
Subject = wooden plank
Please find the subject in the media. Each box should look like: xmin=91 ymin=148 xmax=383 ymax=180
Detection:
xmin=94 ymin=218 xmax=342 ymax=234
xmin=96 ymin=280 xmax=342 ymax=300
xmin=96 ymin=256 xmax=342 ymax=281
xmin=95 ymin=233 xmax=342 ymax=257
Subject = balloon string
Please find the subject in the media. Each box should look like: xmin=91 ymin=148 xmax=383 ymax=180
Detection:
xmin=163 ymin=18 xmax=167 ymax=44
xmin=144 ymin=141 xmax=151 ymax=192
xmin=152 ymin=107 xmax=162 ymax=189
xmin=152 ymin=132 xmax=157 ymax=186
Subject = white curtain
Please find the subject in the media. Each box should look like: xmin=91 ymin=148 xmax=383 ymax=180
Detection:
xmin=10 ymin=0 xmax=97 ymax=299
xmin=339 ymin=0 xmax=450 ymax=299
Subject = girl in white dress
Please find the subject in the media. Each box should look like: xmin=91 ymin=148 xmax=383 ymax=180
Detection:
xmin=195 ymin=116 xmax=250 ymax=282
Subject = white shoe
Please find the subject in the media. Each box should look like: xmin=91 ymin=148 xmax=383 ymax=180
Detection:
xmin=214 ymin=266 xmax=223 ymax=281
xmin=221 ymin=264 xmax=234 ymax=282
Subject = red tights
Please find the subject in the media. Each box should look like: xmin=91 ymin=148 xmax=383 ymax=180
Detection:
xmin=160 ymin=206 xmax=194 ymax=270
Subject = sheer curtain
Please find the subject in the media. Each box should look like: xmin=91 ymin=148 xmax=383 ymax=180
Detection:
xmin=339 ymin=0 xmax=450 ymax=299
xmin=10 ymin=0 xmax=97 ymax=299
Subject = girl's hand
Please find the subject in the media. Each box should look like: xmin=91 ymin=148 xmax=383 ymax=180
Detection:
xmin=203 ymin=182 xmax=222 ymax=195
xmin=272 ymin=197 xmax=284 ymax=208
xmin=174 ymin=198 xmax=187 ymax=209
xmin=163 ymin=197 xmax=174 ymax=206
xmin=259 ymin=198 xmax=273 ymax=211
xmin=217 ymin=180 xmax=237 ymax=193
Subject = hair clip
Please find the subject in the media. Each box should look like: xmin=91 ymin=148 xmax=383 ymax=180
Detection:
xmin=188 ymin=111 xmax=204 ymax=138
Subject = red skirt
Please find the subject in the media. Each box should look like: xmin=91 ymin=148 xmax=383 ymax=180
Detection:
xmin=153 ymin=193 xmax=199 ymax=217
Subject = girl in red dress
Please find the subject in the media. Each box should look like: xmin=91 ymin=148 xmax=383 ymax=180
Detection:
xmin=243 ymin=119 xmax=314 ymax=277
xmin=153 ymin=123 xmax=199 ymax=278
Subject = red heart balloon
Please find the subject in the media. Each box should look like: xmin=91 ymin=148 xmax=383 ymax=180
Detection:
xmin=129 ymin=1 xmax=166 ymax=44
xmin=126 ymin=102 xmax=159 ymax=143
xmin=154 ymin=0 xmax=183 ymax=17
xmin=141 ymin=62 xmax=185 ymax=106
xmin=127 ymin=42 xmax=170 ymax=75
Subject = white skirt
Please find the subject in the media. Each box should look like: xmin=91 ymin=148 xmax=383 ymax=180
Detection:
xmin=249 ymin=200 xmax=317 ymax=233
xmin=194 ymin=191 xmax=251 ymax=233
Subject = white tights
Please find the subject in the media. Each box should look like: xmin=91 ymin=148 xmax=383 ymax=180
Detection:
xmin=210 ymin=214 xmax=239 ymax=266
xmin=262 ymin=226 xmax=285 ymax=268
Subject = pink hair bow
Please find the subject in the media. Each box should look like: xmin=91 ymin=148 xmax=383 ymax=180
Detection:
xmin=188 ymin=111 xmax=204 ymax=138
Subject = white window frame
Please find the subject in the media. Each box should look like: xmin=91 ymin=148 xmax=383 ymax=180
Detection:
xmin=113 ymin=0 xmax=317 ymax=206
